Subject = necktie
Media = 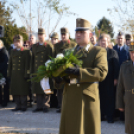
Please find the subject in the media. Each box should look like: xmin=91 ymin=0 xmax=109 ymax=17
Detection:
xmin=119 ymin=47 xmax=121 ymax=51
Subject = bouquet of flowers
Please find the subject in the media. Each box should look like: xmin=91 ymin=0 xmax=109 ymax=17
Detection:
xmin=31 ymin=49 xmax=83 ymax=94
xmin=0 ymin=73 xmax=6 ymax=86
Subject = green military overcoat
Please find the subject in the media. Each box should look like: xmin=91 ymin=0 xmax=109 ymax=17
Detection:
xmin=31 ymin=42 xmax=53 ymax=94
xmin=54 ymin=40 xmax=76 ymax=57
xmin=59 ymin=44 xmax=108 ymax=134
xmin=7 ymin=48 xmax=31 ymax=95
xmin=116 ymin=61 xmax=134 ymax=134
xmin=54 ymin=40 xmax=76 ymax=89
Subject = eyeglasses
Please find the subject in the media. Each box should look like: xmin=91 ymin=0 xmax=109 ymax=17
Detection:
xmin=23 ymin=45 xmax=28 ymax=47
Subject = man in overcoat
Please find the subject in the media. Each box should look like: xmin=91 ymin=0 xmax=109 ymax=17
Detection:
xmin=31 ymin=28 xmax=53 ymax=113
xmin=8 ymin=35 xmax=31 ymax=112
xmin=116 ymin=42 xmax=134 ymax=134
xmin=56 ymin=18 xmax=108 ymax=134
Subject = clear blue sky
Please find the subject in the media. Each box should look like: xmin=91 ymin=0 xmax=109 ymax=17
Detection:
xmin=6 ymin=0 xmax=118 ymax=39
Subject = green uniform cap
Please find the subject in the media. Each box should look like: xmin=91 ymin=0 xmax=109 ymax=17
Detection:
xmin=13 ymin=34 xmax=23 ymax=41
xmin=60 ymin=27 xmax=69 ymax=34
xmin=125 ymin=34 xmax=131 ymax=40
xmin=38 ymin=28 xmax=45 ymax=34
xmin=75 ymin=18 xmax=91 ymax=31
xmin=129 ymin=42 xmax=134 ymax=51
xmin=50 ymin=32 xmax=59 ymax=39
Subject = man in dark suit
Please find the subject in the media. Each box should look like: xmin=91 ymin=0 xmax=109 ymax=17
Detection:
xmin=113 ymin=32 xmax=129 ymax=121
xmin=113 ymin=32 xmax=129 ymax=67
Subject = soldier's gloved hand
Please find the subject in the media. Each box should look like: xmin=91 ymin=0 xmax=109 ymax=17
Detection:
xmin=63 ymin=76 xmax=70 ymax=83
xmin=53 ymin=77 xmax=63 ymax=84
xmin=65 ymin=66 xmax=80 ymax=76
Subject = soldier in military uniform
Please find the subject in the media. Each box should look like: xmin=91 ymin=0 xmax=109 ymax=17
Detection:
xmin=54 ymin=27 xmax=76 ymax=113
xmin=8 ymin=35 xmax=31 ymax=112
xmin=55 ymin=18 xmax=108 ymax=134
xmin=116 ymin=42 xmax=134 ymax=134
xmin=50 ymin=32 xmax=59 ymax=45
xmin=125 ymin=34 xmax=132 ymax=46
xmin=31 ymin=28 xmax=53 ymax=113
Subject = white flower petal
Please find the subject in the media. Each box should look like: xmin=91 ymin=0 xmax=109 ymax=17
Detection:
xmin=56 ymin=53 xmax=64 ymax=58
xmin=45 ymin=60 xmax=51 ymax=66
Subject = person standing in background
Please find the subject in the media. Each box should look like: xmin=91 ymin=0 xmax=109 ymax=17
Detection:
xmin=54 ymin=27 xmax=76 ymax=113
xmin=113 ymin=32 xmax=130 ymax=121
xmin=31 ymin=28 xmax=53 ymax=113
xmin=29 ymin=34 xmax=37 ymax=51
xmin=116 ymin=42 xmax=134 ymax=134
xmin=99 ymin=34 xmax=119 ymax=123
xmin=125 ymin=34 xmax=132 ymax=46
xmin=50 ymin=32 xmax=59 ymax=45
xmin=49 ymin=32 xmax=59 ymax=108
xmin=8 ymin=35 xmax=31 ymax=112
xmin=90 ymin=32 xmax=98 ymax=46
xmin=0 ymin=40 xmax=9 ymax=107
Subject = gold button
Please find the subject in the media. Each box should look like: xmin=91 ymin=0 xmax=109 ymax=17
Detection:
xmin=18 ymin=69 xmax=20 ymax=70
xmin=19 ymin=60 xmax=20 ymax=62
xmin=19 ymin=57 xmax=21 ymax=58
xmin=13 ymin=64 xmax=15 ymax=66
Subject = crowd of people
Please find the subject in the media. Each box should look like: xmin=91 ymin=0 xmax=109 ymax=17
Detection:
xmin=0 ymin=18 xmax=134 ymax=134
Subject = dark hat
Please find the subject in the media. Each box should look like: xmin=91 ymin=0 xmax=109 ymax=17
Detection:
xmin=125 ymin=34 xmax=131 ymax=40
xmin=38 ymin=28 xmax=45 ymax=34
xmin=60 ymin=27 xmax=69 ymax=34
xmin=129 ymin=42 xmax=134 ymax=51
xmin=50 ymin=32 xmax=59 ymax=39
xmin=13 ymin=34 xmax=23 ymax=41
xmin=75 ymin=18 xmax=91 ymax=31
xmin=118 ymin=31 xmax=124 ymax=36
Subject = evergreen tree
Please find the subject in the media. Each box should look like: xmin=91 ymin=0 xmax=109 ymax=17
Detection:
xmin=97 ymin=17 xmax=114 ymax=38
xmin=0 ymin=1 xmax=28 ymax=49
xmin=0 ymin=1 xmax=15 ymax=25
xmin=1 ymin=24 xmax=28 ymax=49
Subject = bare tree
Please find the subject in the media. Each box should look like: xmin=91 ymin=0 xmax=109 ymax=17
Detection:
xmin=107 ymin=0 xmax=134 ymax=37
xmin=9 ymin=0 xmax=76 ymax=37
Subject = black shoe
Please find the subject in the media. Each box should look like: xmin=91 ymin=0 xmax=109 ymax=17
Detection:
xmin=43 ymin=108 xmax=49 ymax=113
xmin=101 ymin=116 xmax=106 ymax=121
xmin=108 ymin=120 xmax=114 ymax=123
xmin=1 ymin=103 xmax=7 ymax=107
xmin=32 ymin=108 xmax=43 ymax=113
xmin=21 ymin=108 xmax=27 ymax=112
xmin=56 ymin=108 xmax=61 ymax=113
xmin=12 ymin=108 xmax=21 ymax=112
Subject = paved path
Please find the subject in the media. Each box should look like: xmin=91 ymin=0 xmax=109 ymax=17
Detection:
xmin=0 ymin=103 xmax=126 ymax=134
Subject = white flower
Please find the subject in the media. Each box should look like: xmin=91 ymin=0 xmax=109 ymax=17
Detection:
xmin=56 ymin=53 xmax=64 ymax=59
xmin=45 ymin=60 xmax=51 ymax=66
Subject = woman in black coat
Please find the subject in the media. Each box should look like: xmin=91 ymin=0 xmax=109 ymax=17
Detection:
xmin=0 ymin=40 xmax=9 ymax=107
xmin=99 ymin=34 xmax=120 ymax=123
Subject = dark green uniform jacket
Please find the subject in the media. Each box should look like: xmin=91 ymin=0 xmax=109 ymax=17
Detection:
xmin=31 ymin=42 xmax=53 ymax=94
xmin=59 ymin=44 xmax=108 ymax=134
xmin=7 ymin=48 xmax=31 ymax=95
xmin=54 ymin=40 xmax=76 ymax=89
xmin=54 ymin=40 xmax=76 ymax=57
xmin=116 ymin=61 xmax=134 ymax=134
